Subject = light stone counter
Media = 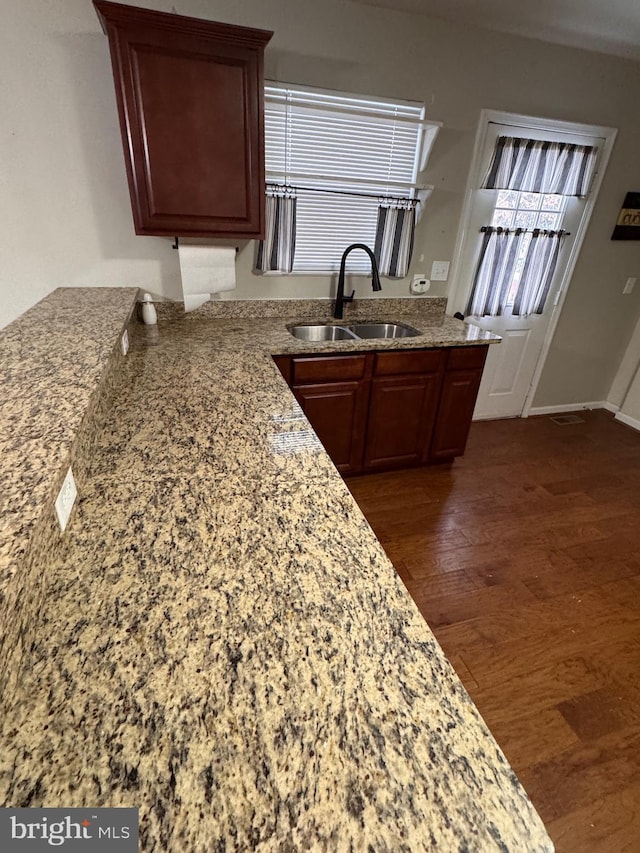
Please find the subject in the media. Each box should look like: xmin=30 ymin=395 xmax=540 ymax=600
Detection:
xmin=0 ymin=294 xmax=552 ymax=851
xmin=0 ymin=287 xmax=138 ymax=700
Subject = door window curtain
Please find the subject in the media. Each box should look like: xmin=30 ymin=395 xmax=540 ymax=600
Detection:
xmin=483 ymin=136 xmax=597 ymax=197
xmin=513 ymin=229 xmax=563 ymax=316
xmin=374 ymin=201 xmax=416 ymax=278
xmin=466 ymin=227 xmax=520 ymax=317
xmin=466 ymin=227 xmax=566 ymax=317
xmin=254 ymin=188 xmax=297 ymax=273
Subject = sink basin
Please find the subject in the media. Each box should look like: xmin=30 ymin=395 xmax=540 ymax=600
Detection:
xmin=288 ymin=321 xmax=421 ymax=341
xmin=350 ymin=322 xmax=421 ymax=339
xmin=289 ymin=324 xmax=358 ymax=342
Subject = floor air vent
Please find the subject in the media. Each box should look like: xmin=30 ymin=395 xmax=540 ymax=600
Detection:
xmin=550 ymin=414 xmax=585 ymax=425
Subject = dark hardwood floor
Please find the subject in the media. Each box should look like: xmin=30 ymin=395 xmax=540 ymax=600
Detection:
xmin=347 ymin=409 xmax=640 ymax=853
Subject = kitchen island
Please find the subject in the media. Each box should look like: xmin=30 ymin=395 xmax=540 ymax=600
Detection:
xmin=0 ymin=290 xmax=552 ymax=851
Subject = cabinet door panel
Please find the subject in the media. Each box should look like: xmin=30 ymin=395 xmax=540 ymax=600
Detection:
xmin=293 ymin=381 xmax=369 ymax=475
xmin=134 ymin=46 xmax=251 ymax=222
xmin=364 ymin=374 xmax=441 ymax=471
xmin=430 ymin=369 xmax=483 ymax=461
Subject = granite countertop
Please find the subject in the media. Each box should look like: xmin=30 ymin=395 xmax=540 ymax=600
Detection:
xmin=0 ymin=287 xmax=138 ymax=583
xmin=153 ymin=295 xmax=500 ymax=357
xmin=0 ymin=288 xmax=138 ymax=701
xmin=0 ymin=293 xmax=551 ymax=851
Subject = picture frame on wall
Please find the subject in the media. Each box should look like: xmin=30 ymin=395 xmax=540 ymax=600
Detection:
xmin=612 ymin=192 xmax=640 ymax=240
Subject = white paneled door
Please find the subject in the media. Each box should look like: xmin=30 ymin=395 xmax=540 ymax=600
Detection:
xmin=451 ymin=111 xmax=616 ymax=420
xmin=471 ymin=316 xmax=546 ymax=419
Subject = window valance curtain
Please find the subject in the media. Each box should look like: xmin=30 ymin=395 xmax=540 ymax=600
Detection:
xmin=254 ymin=188 xmax=297 ymax=273
xmin=482 ymin=136 xmax=597 ymax=197
xmin=466 ymin=227 xmax=566 ymax=318
xmin=374 ymin=201 xmax=416 ymax=278
xmin=255 ymin=188 xmax=418 ymax=278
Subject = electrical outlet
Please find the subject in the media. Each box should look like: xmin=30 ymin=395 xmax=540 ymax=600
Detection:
xmin=624 ymin=277 xmax=636 ymax=294
xmin=55 ymin=467 xmax=77 ymax=533
xmin=411 ymin=275 xmax=430 ymax=294
xmin=431 ymin=260 xmax=450 ymax=281
xmin=121 ymin=329 xmax=129 ymax=355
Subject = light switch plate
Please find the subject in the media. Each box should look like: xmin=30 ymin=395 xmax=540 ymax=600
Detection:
xmin=624 ymin=277 xmax=636 ymax=294
xmin=55 ymin=466 xmax=77 ymax=533
xmin=431 ymin=261 xmax=450 ymax=281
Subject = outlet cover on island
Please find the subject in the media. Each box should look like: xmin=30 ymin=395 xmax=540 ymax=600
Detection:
xmin=121 ymin=329 xmax=129 ymax=355
xmin=55 ymin=466 xmax=77 ymax=532
xmin=431 ymin=261 xmax=450 ymax=281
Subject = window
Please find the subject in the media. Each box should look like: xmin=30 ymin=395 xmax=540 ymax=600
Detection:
xmin=263 ymin=83 xmax=439 ymax=274
xmin=491 ymin=190 xmax=568 ymax=305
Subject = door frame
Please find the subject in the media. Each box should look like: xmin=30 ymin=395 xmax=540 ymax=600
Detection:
xmin=447 ymin=109 xmax=617 ymax=418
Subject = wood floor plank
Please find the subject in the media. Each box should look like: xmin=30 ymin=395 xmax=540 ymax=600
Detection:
xmin=600 ymin=575 xmax=640 ymax=609
xmin=557 ymin=687 xmax=632 ymax=741
xmin=347 ymin=409 xmax=640 ymax=852
xmin=403 ymin=567 xmax=480 ymax=602
xmin=458 ymin=629 xmax=640 ymax=692
xmin=547 ymin=781 xmax=640 ymax=853
xmin=434 ymin=586 xmax=640 ymax=649
xmin=469 ymin=657 xmax=604 ymax=725
xmin=518 ymin=738 xmax=640 ymax=823
xmin=413 ymin=580 xmax=539 ymax=629
xmin=486 ymin=707 xmax=579 ymax=770
xmin=520 ymin=554 xmax=640 ymax=600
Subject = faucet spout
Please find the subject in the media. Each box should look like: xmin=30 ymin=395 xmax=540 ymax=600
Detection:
xmin=334 ymin=243 xmax=382 ymax=320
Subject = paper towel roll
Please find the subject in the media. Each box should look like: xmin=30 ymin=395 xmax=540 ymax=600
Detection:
xmin=178 ymin=244 xmax=236 ymax=311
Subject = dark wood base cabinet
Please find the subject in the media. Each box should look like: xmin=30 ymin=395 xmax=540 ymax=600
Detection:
xmin=364 ymin=350 xmax=443 ymax=471
xmin=294 ymin=381 xmax=369 ymax=475
xmin=273 ymin=345 xmax=489 ymax=475
xmin=429 ymin=346 xmax=488 ymax=462
xmin=287 ymin=354 xmax=370 ymax=475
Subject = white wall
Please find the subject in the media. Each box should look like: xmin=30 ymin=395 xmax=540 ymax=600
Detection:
xmin=608 ymin=314 xmax=640 ymax=409
xmin=617 ymin=374 xmax=640 ymax=429
xmin=2 ymin=0 xmax=640 ymax=410
xmin=609 ymin=312 xmax=640 ymax=428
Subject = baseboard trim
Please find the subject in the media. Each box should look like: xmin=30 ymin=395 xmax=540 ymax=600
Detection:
xmin=614 ymin=411 xmax=640 ymax=433
xmin=472 ymin=412 xmax=520 ymax=421
xmin=527 ymin=401 xmax=606 ymax=417
xmin=603 ymin=401 xmax=620 ymax=414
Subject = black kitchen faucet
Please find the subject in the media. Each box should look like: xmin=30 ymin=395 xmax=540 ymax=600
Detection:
xmin=333 ymin=243 xmax=382 ymax=319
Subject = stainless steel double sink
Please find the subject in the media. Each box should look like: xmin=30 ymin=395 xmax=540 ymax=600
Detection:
xmin=288 ymin=322 xmax=421 ymax=342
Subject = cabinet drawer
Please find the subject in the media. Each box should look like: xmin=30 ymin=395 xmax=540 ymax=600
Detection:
xmin=446 ymin=345 xmax=489 ymax=371
xmin=374 ymin=349 xmax=443 ymax=376
xmin=291 ymin=354 xmax=368 ymax=384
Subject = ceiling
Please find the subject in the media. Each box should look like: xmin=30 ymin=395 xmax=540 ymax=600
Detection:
xmin=349 ymin=0 xmax=640 ymax=62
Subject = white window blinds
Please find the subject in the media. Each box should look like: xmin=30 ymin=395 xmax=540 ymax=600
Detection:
xmin=264 ymin=83 xmax=438 ymax=273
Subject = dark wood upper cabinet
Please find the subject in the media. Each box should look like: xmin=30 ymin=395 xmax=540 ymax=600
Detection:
xmin=94 ymin=1 xmax=272 ymax=238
